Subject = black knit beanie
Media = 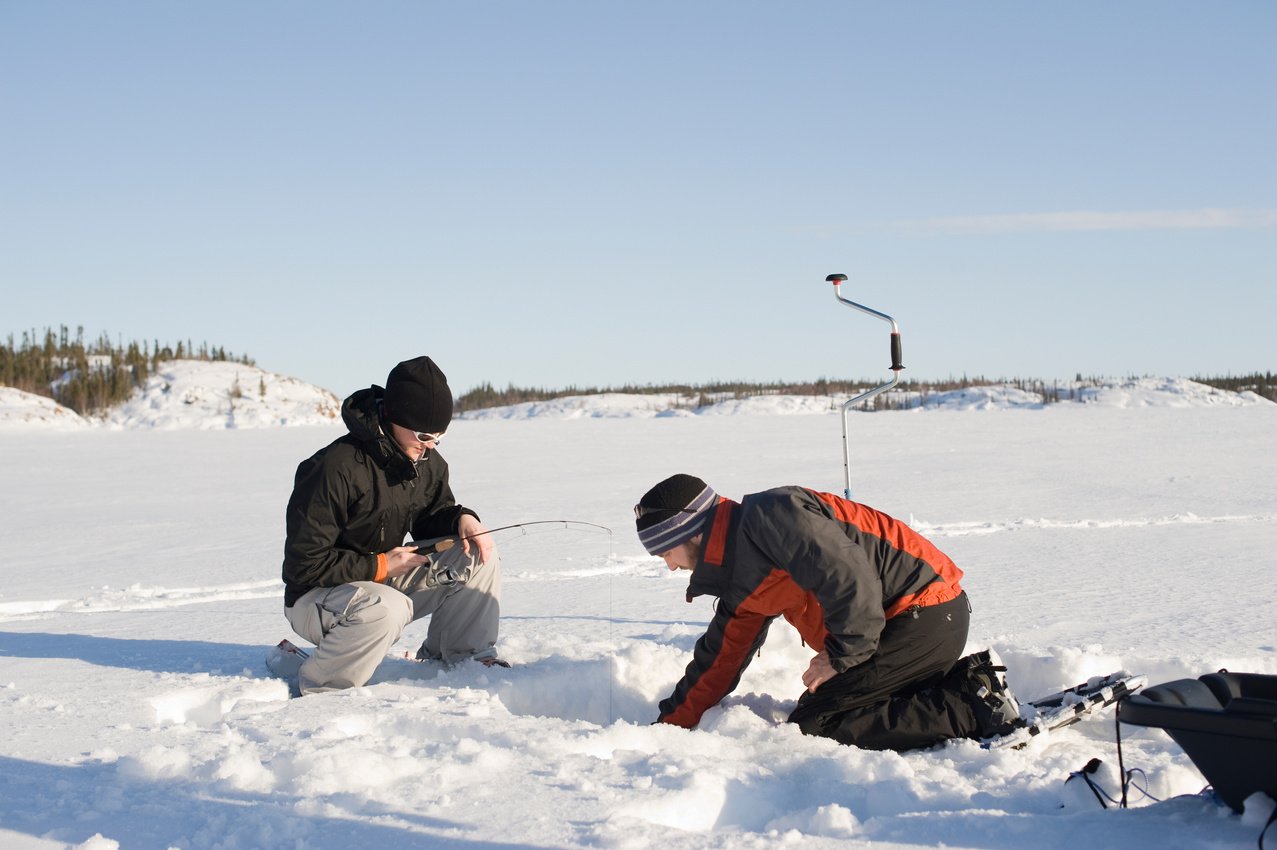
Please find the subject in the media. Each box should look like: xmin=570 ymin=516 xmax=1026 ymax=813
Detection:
xmin=635 ymin=474 xmax=719 ymax=555
xmin=384 ymin=356 xmax=453 ymax=433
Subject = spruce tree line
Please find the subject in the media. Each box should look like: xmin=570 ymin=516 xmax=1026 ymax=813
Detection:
xmin=7 ymin=326 xmax=1269 ymax=415
xmin=1 ymin=325 xmax=255 ymax=415
xmin=1190 ymin=371 xmax=1276 ymax=402
xmin=456 ymin=372 xmax=1276 ymax=412
xmin=456 ymin=376 xmax=1068 ymax=412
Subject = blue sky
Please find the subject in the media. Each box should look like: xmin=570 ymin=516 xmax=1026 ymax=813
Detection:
xmin=3 ymin=2 xmax=1273 ymax=396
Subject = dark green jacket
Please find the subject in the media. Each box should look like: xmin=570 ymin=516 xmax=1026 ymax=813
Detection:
xmin=282 ymin=386 xmax=475 ymax=607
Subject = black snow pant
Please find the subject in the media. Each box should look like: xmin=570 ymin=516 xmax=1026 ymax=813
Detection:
xmin=787 ymin=591 xmax=983 ymax=752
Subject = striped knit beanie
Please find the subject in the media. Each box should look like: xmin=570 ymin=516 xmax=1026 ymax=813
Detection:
xmin=635 ymin=474 xmax=718 ymax=555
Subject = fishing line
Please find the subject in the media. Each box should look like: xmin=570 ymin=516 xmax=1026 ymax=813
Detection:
xmin=468 ymin=519 xmax=613 ymax=540
xmin=453 ymin=519 xmax=621 ymax=724
xmin=414 ymin=516 xmax=619 ymax=722
xmin=610 ymin=548 xmax=616 ymax=725
xmin=413 ymin=520 xmax=613 ymax=553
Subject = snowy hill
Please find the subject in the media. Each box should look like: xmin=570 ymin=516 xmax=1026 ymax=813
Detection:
xmin=104 ymin=360 xmax=341 ymax=430
xmin=1 ymin=369 xmax=1270 ymax=430
xmin=1 ymin=360 xmax=341 ymax=430
xmin=458 ymin=376 xmax=1272 ymax=420
xmin=0 ymin=386 xmax=94 ymax=430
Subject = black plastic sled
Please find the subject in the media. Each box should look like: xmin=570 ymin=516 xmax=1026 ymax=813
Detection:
xmin=1118 ymin=671 xmax=1277 ymax=812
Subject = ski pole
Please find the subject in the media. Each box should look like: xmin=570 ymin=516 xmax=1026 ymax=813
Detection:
xmin=827 ymin=273 xmax=905 ymax=499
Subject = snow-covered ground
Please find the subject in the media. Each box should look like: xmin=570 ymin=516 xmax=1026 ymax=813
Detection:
xmin=1 ymin=372 xmax=1275 ymax=849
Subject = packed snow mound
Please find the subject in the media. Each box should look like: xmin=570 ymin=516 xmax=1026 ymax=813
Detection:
xmin=916 ymin=384 xmax=1046 ymax=410
xmin=695 ymin=394 xmax=846 ymax=416
xmin=459 ymin=377 xmax=1271 ymax=420
xmin=103 ymin=360 xmax=341 ymax=430
xmin=458 ymin=392 xmax=699 ymax=420
xmin=1073 ymin=376 xmax=1270 ymax=408
xmin=0 ymin=386 xmax=93 ymax=430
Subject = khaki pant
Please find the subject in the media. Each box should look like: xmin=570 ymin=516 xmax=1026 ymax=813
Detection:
xmin=284 ymin=539 xmax=501 ymax=695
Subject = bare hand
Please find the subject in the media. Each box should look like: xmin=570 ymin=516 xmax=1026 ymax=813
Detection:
xmin=457 ymin=514 xmax=495 ymax=565
xmin=383 ymin=545 xmax=429 ymax=579
xmin=802 ymin=651 xmax=837 ymax=693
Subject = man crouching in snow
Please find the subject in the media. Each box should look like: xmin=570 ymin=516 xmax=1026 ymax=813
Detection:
xmin=637 ymin=473 xmax=1021 ymax=750
xmin=280 ymin=356 xmax=505 ymax=695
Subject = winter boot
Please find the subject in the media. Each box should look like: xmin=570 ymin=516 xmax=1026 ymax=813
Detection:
xmin=265 ymin=639 xmax=309 ymax=698
xmin=416 ymin=643 xmax=510 ymax=669
xmin=472 ymin=647 xmax=511 ymax=668
xmin=957 ymin=649 xmax=1024 ymax=738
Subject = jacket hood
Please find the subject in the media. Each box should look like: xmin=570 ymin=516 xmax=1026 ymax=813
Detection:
xmin=342 ymin=386 xmax=417 ymax=474
xmin=342 ymin=386 xmax=385 ymax=441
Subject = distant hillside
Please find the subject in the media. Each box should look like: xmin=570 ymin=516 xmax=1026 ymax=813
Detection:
xmin=3 ymin=333 xmax=1271 ymax=431
xmin=456 ymin=376 xmax=1274 ymax=421
xmin=1 ymin=360 xmax=340 ymax=431
xmin=3 ymin=366 xmax=1271 ymax=431
xmin=457 ymin=372 xmax=1277 ymax=412
xmin=1 ymin=325 xmax=256 ymax=415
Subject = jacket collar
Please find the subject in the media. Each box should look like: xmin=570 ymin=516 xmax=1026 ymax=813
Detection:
xmin=684 ymin=498 xmax=738 ymax=601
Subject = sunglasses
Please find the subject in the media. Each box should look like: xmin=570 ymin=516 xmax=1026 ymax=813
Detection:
xmin=410 ymin=429 xmax=445 ymax=445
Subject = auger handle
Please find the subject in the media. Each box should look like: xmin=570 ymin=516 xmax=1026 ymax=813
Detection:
xmin=827 ymin=274 xmax=904 ymax=372
xmin=825 ymin=273 xmax=905 ymax=498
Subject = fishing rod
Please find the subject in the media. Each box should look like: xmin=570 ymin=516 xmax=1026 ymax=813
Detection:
xmin=411 ymin=520 xmax=615 ymax=589
xmin=827 ymin=273 xmax=905 ymax=499
xmin=411 ymin=520 xmax=613 ymax=553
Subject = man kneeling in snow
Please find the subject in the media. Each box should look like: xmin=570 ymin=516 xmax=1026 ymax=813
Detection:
xmin=637 ymin=474 xmax=1021 ymax=751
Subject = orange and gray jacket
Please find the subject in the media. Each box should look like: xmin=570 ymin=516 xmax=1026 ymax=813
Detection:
xmin=657 ymin=486 xmax=964 ymax=728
